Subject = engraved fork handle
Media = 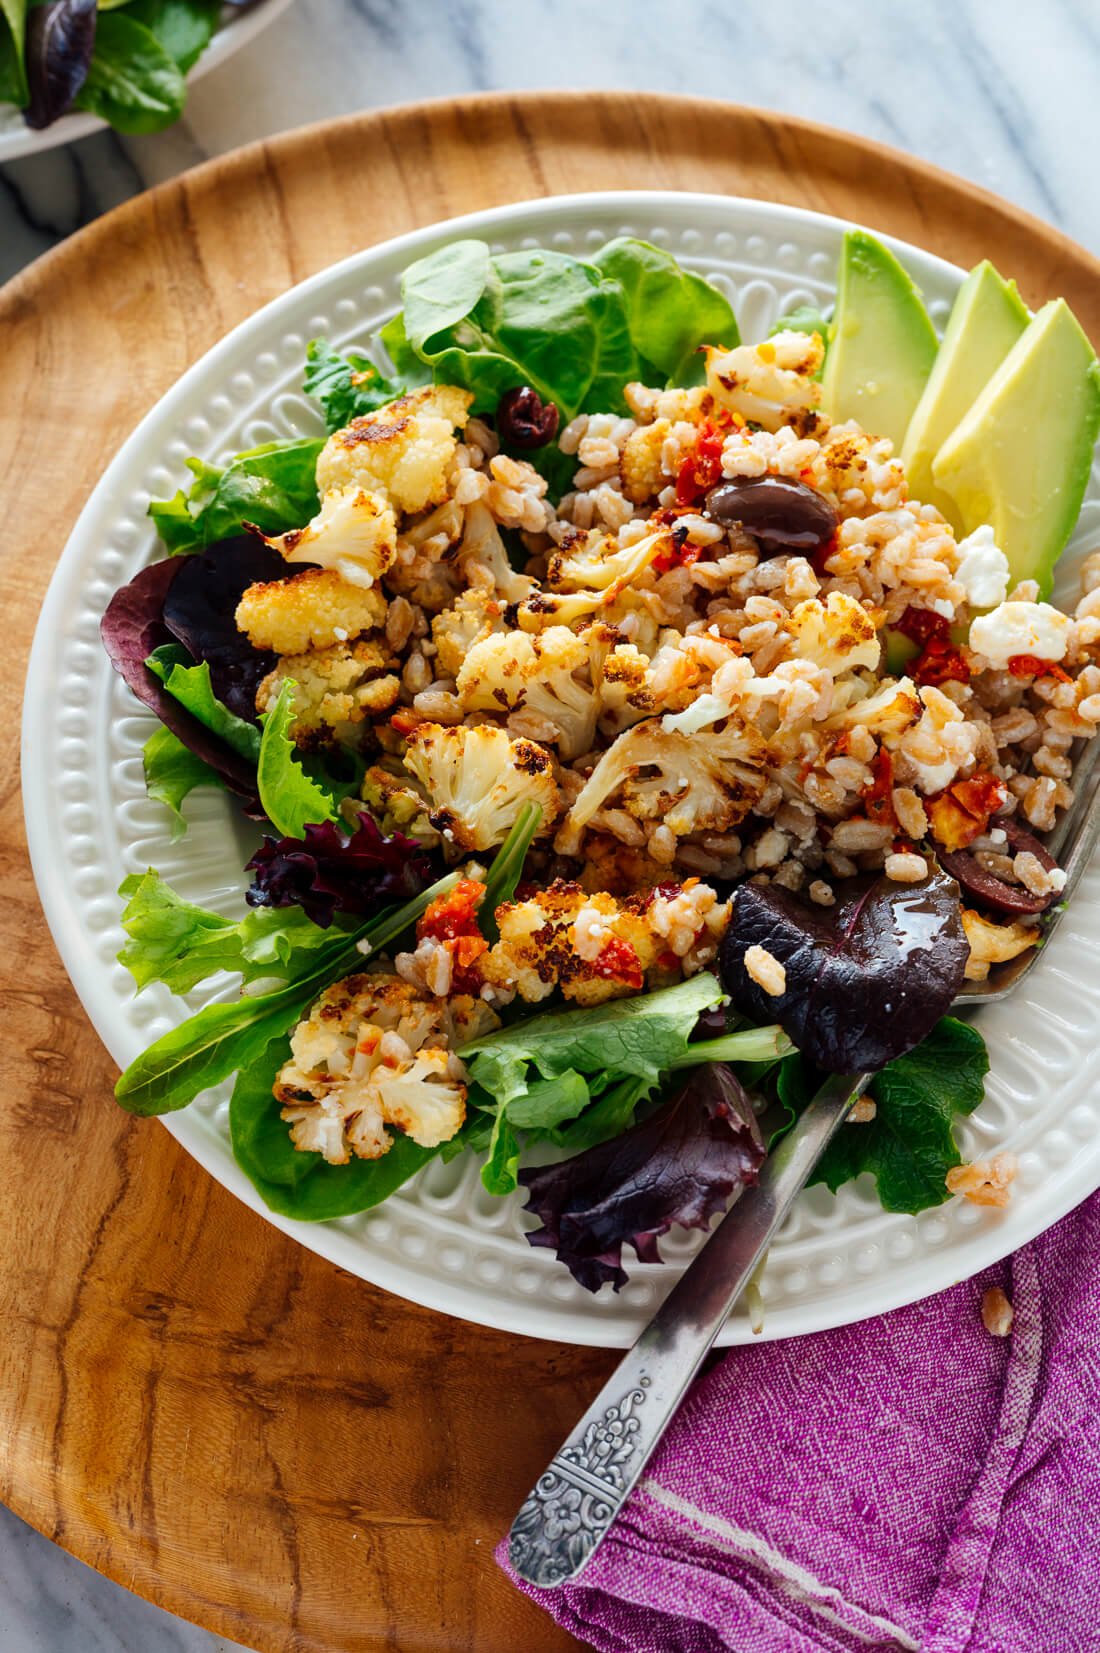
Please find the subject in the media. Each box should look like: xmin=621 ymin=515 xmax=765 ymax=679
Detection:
xmin=508 ymin=1069 xmax=868 ymax=1588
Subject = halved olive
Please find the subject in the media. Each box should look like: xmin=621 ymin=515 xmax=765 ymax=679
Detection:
xmin=496 ymin=386 xmax=560 ymax=449
xmin=705 ymin=476 xmax=838 ymax=557
xmin=938 ymin=819 xmax=1061 ymax=916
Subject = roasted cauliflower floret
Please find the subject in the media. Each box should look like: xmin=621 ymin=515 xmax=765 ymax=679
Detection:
xmin=456 ymin=625 xmax=599 ymax=759
xmin=620 ymin=419 xmax=671 ymax=503
xmin=825 ymin=675 xmax=921 ymax=740
xmin=547 ymin=525 xmax=671 ymax=594
xmin=274 ymin=972 xmax=499 ymax=1165
xmin=556 ymin=720 xmax=763 ymax=854
xmin=479 ymin=878 xmax=731 ymax=1006
xmin=705 ymin=332 xmax=824 ymax=433
xmin=255 ymin=638 xmax=400 ymax=742
xmin=431 ymin=587 xmax=509 ymax=680
xmin=787 ymin=592 xmax=881 ymax=675
xmin=360 ymin=759 xmax=437 ymax=846
xmin=316 ymin=385 xmax=473 ymax=513
xmin=262 ymin=485 xmax=397 ymax=589
xmin=456 ymin=501 xmax=536 ymax=603
xmin=235 ymin=567 xmax=386 ymax=654
xmin=402 ymin=722 xmax=562 ymax=852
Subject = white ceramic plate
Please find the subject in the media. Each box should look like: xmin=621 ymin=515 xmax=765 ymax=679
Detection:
xmin=23 ymin=191 xmax=1100 ymax=1347
xmin=0 ymin=0 xmax=294 ymax=162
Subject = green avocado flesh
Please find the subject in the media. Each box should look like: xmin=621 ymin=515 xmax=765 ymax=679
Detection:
xmin=822 ymin=230 xmax=939 ymax=450
xmin=932 ymin=299 xmax=1100 ymax=597
xmin=902 ymin=261 xmax=1029 ymax=529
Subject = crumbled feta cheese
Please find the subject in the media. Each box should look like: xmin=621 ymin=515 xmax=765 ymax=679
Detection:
xmin=955 ymin=525 xmax=1010 ymax=611
xmin=969 ymin=600 xmax=1070 ymax=669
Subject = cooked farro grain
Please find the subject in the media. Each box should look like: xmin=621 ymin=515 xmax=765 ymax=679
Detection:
xmin=744 ymin=944 xmax=787 ymax=997
xmin=981 ymin=1287 xmax=1014 ymax=1337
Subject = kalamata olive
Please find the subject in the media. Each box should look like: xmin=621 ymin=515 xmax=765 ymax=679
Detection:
xmin=938 ymin=819 xmax=1062 ymax=917
xmin=705 ymin=476 xmax=839 ymax=556
xmin=496 ymin=386 xmax=560 ymax=449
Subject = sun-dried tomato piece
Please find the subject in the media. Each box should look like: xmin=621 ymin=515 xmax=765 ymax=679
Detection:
xmin=896 ymin=605 xmax=949 ymax=646
xmin=592 ymin=934 xmax=644 ymax=988
xmin=417 ymin=878 xmax=485 ymax=944
xmin=860 ymin=747 xmax=897 ymax=829
xmin=675 ymin=422 xmax=725 ymax=507
xmin=1007 ymin=653 xmax=1072 ymax=682
xmin=912 ymin=636 xmax=971 ymax=687
xmin=926 ymin=771 xmax=1008 ymax=852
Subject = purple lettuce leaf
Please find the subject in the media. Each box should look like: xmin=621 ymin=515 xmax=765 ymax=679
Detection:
xmin=720 ymin=867 xmax=968 ymax=1074
xmin=246 ymin=811 xmax=434 ymax=927
xmin=100 ymin=557 xmax=258 ymax=800
xmin=25 ymin=0 xmax=97 ymax=130
xmin=160 ymin=535 xmax=286 ymax=720
xmin=519 ymin=1064 xmax=765 ymax=1292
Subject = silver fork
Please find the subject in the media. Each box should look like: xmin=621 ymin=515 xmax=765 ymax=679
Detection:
xmin=508 ymin=740 xmax=1100 ymax=1589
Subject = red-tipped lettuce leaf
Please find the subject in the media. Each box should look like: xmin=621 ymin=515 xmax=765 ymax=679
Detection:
xmin=160 ymin=535 xmax=286 ymax=719
xmin=100 ymin=557 xmax=258 ymax=799
xmin=25 ymin=0 xmax=96 ymax=129
xmin=519 ymin=1063 xmax=764 ymax=1292
xmin=246 ymin=811 xmax=434 ymax=927
xmin=720 ymin=868 xmax=968 ymax=1073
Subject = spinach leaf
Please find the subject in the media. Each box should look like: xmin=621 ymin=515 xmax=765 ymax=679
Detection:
xmin=146 ymin=646 xmax=261 ymax=763
xmin=256 ymin=680 xmax=339 ymax=838
xmin=0 ymin=0 xmax=27 ymax=104
xmin=400 ymin=238 xmax=494 ymax=352
xmin=590 ymin=237 xmax=739 ymax=385
xmin=114 ymin=874 xmax=458 ymax=1116
xmin=303 ymin=338 xmax=402 ymax=432
xmin=810 ymin=1018 xmax=989 ymax=1213
xmin=389 ymin=243 xmax=643 ymax=422
xmin=123 ymin=0 xmax=219 ymax=73
xmin=149 ymin=438 xmax=324 ymax=554
xmin=117 ymin=868 xmax=340 ymax=996
xmin=230 ymin=1040 xmax=440 ymax=1220
xmin=74 ymin=10 xmax=185 ymax=135
xmin=142 ymin=725 xmax=223 ymax=840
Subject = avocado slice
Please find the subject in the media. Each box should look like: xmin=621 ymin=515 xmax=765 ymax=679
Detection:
xmin=902 ymin=262 xmax=1029 ymax=528
xmin=821 ymin=230 xmax=939 ymax=450
xmin=932 ymin=300 xmax=1100 ymax=597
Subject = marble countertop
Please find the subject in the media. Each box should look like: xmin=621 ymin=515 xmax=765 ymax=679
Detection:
xmin=3 ymin=0 xmax=1098 ymax=1647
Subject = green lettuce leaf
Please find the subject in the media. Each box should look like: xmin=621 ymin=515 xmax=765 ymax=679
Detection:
xmin=0 ymin=0 xmax=27 ymax=104
xmin=400 ymin=238 xmax=494 ymax=352
xmin=114 ymin=874 xmax=459 ymax=1117
xmin=481 ymin=1105 xmax=521 ymax=1198
xmin=256 ymin=680 xmax=339 ymax=838
xmin=479 ymin=800 xmax=542 ymax=943
xmin=117 ymin=869 xmax=342 ymax=996
xmin=229 ymin=1039 xmax=441 ymax=1220
xmin=386 ymin=242 xmax=643 ymax=421
xmin=462 ymin=974 xmax=725 ymax=1107
xmin=303 ymin=338 xmax=402 ymax=432
xmin=149 ymin=438 xmax=324 ymax=554
xmin=810 ymin=1018 xmax=989 ymax=1213
xmin=590 ymin=237 xmax=740 ymax=384
xmin=74 ymin=12 xmax=186 ymax=136
xmin=121 ymin=0 xmax=220 ymax=74
xmin=142 ymin=725 xmax=224 ymax=841
xmin=146 ymin=646 xmax=261 ymax=762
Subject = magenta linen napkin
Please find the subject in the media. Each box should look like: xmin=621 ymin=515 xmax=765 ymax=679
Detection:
xmin=499 ymin=1191 xmax=1100 ymax=1652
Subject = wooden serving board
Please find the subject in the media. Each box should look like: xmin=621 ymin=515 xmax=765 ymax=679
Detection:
xmin=3 ymin=93 xmax=1099 ymax=1653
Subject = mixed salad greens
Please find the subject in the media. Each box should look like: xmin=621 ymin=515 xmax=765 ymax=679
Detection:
xmin=98 ymin=225 xmax=1098 ymax=1294
xmin=1 ymin=1 xmax=259 ymax=134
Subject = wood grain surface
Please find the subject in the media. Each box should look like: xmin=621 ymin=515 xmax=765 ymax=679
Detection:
xmin=3 ymin=93 xmax=1099 ymax=1653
